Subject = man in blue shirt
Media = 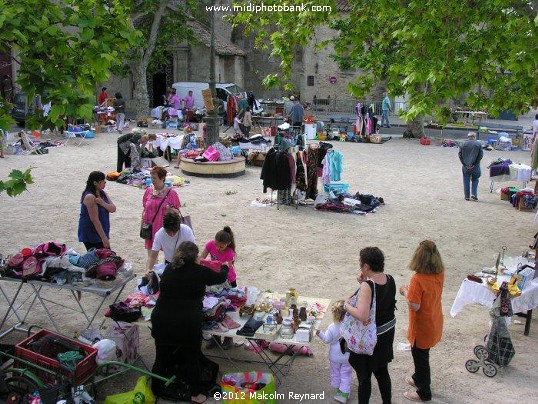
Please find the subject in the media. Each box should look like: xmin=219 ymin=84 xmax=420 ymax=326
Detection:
xmin=458 ymin=132 xmax=483 ymax=201
xmin=381 ymin=92 xmax=391 ymax=128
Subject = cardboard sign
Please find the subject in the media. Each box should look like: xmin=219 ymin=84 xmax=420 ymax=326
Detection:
xmin=202 ymin=88 xmax=214 ymax=111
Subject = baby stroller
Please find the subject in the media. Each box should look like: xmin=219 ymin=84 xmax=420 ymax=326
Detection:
xmin=465 ymin=282 xmax=515 ymax=377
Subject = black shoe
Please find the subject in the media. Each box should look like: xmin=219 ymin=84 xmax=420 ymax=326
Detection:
xmin=471 ymin=195 xmax=478 ymax=201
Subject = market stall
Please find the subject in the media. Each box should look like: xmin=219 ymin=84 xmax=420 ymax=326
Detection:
xmin=450 ymin=255 xmax=537 ymax=335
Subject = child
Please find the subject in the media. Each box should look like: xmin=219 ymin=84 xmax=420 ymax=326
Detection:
xmin=316 ymin=300 xmax=352 ymax=403
xmin=201 ymin=226 xmax=237 ymax=350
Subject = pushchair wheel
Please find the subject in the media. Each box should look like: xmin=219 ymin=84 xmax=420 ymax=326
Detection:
xmin=465 ymin=359 xmax=480 ymax=373
xmin=482 ymin=362 xmax=497 ymax=377
xmin=474 ymin=345 xmax=488 ymax=360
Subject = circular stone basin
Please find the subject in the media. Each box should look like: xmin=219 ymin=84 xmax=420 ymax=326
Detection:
xmin=180 ymin=156 xmax=246 ymax=178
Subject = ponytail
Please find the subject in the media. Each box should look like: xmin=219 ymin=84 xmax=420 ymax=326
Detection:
xmin=215 ymin=226 xmax=235 ymax=252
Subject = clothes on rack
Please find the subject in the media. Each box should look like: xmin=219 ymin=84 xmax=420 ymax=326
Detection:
xmin=322 ymin=150 xmax=343 ymax=184
xmin=260 ymin=147 xmax=293 ymax=192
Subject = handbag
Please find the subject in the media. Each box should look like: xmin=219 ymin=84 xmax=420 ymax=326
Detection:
xmin=179 ymin=210 xmax=194 ymax=234
xmin=107 ymin=302 xmax=142 ymax=323
xmin=140 ymin=190 xmax=170 ymax=240
xmin=341 ymin=281 xmax=377 ymax=355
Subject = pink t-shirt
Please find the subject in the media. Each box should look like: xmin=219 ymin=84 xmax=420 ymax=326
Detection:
xmin=204 ymin=239 xmax=236 ymax=282
xmin=142 ymin=187 xmax=181 ymax=250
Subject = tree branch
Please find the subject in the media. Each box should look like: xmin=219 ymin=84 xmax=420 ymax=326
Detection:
xmin=141 ymin=0 xmax=169 ymax=67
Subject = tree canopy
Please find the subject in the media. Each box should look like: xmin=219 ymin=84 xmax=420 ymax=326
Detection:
xmin=0 ymin=0 xmax=139 ymax=130
xmin=231 ymin=0 xmax=538 ymax=132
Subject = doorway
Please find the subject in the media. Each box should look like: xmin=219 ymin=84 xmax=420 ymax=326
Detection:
xmin=152 ymin=72 xmax=167 ymax=108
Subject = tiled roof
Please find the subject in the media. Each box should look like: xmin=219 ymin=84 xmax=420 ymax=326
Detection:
xmin=187 ymin=19 xmax=246 ymax=56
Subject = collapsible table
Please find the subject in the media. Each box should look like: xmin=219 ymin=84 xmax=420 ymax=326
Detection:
xmin=205 ymin=294 xmax=330 ymax=386
xmin=0 ymin=273 xmax=135 ymax=339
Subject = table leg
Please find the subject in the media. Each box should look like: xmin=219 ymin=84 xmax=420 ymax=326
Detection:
xmin=490 ymin=180 xmax=494 ymax=193
xmin=245 ymin=338 xmax=297 ymax=387
xmin=0 ymin=282 xmax=24 ymax=325
xmin=524 ymin=309 xmax=532 ymax=336
xmin=30 ymin=284 xmax=60 ymax=332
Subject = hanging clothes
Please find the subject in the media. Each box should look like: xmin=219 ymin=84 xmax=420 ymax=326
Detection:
xmin=306 ymin=146 xmax=321 ymax=199
xmin=295 ymin=151 xmax=308 ymax=192
xmin=260 ymin=147 xmax=292 ymax=192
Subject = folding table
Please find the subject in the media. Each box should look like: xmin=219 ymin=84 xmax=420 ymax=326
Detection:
xmin=205 ymin=294 xmax=330 ymax=386
xmin=0 ymin=273 xmax=135 ymax=339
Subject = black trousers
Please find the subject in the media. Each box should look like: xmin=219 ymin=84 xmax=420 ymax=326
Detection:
xmin=411 ymin=345 xmax=432 ymax=401
xmin=117 ymin=144 xmax=131 ymax=172
xmin=83 ymin=241 xmax=104 ymax=251
xmin=152 ymin=342 xmax=202 ymax=397
xmin=357 ymin=364 xmax=391 ymax=404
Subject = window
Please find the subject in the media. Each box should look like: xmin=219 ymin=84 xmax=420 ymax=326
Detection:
xmin=307 ymin=76 xmax=314 ymax=86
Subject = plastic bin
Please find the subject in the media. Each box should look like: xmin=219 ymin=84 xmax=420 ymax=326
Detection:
xmin=15 ymin=329 xmax=97 ymax=385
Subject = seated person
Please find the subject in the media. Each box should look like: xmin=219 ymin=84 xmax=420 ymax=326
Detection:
xmin=145 ymin=210 xmax=195 ymax=273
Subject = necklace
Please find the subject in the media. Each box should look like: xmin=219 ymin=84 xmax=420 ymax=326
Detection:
xmin=152 ymin=185 xmax=167 ymax=197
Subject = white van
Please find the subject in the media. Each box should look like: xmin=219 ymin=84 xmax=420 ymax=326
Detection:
xmin=172 ymin=82 xmax=263 ymax=114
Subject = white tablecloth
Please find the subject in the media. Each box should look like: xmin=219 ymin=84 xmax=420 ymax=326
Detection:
xmin=152 ymin=134 xmax=184 ymax=151
xmin=450 ymin=276 xmax=538 ymax=317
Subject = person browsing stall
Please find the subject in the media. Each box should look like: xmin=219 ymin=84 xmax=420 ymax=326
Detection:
xmin=201 ymin=226 xmax=237 ymax=350
xmin=78 ymin=171 xmax=116 ymax=250
xmin=98 ymin=87 xmax=109 ymax=107
xmin=145 ymin=210 xmax=195 ymax=274
xmin=399 ymin=240 xmax=444 ymax=403
xmin=345 ymin=247 xmax=397 ymax=404
xmin=142 ymin=166 xmax=181 ymax=254
xmin=151 ymin=241 xmax=229 ymax=403
xmin=316 ymin=300 xmax=353 ymax=403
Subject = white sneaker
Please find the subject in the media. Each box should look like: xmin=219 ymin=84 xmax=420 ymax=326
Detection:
xmin=334 ymin=393 xmax=348 ymax=403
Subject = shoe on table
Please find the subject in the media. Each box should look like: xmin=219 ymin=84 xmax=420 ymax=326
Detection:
xmin=221 ymin=337 xmax=234 ymax=350
xmin=471 ymin=195 xmax=478 ymax=201
xmin=206 ymin=337 xmax=220 ymax=349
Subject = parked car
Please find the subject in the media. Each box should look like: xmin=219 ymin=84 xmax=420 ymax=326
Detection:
xmin=10 ymin=92 xmax=44 ymax=126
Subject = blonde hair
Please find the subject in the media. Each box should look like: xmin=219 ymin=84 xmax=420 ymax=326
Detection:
xmin=332 ymin=300 xmax=347 ymax=323
xmin=408 ymin=240 xmax=445 ymax=274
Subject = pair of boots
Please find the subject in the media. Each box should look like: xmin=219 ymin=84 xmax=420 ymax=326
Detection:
xmin=206 ymin=336 xmax=234 ymax=350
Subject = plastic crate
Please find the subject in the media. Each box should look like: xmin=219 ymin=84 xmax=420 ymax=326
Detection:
xmin=15 ymin=329 xmax=97 ymax=385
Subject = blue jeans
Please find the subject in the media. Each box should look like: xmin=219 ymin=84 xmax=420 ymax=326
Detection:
xmin=462 ymin=165 xmax=481 ymax=199
xmin=381 ymin=110 xmax=390 ymax=127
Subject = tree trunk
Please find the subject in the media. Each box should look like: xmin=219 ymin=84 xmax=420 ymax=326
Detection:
xmin=403 ymin=114 xmax=425 ymax=138
xmin=131 ymin=62 xmax=150 ymax=119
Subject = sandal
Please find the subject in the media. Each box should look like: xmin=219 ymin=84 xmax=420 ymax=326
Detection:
xmin=174 ymin=165 xmax=180 ymax=169
xmin=406 ymin=377 xmax=416 ymax=388
xmin=191 ymin=393 xmax=207 ymax=403
xmin=404 ymin=390 xmax=425 ymax=402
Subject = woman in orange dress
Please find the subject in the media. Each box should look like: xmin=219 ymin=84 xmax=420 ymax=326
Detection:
xmin=399 ymin=240 xmax=444 ymax=402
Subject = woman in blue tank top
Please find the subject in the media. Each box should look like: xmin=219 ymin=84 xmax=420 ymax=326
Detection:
xmin=78 ymin=171 xmax=116 ymax=250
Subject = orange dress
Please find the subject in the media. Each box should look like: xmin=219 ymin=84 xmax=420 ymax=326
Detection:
xmin=407 ymin=272 xmax=444 ymax=349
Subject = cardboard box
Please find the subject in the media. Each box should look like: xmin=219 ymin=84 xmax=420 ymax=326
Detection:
xmin=82 ymin=322 xmax=139 ymax=367
xmin=518 ymin=199 xmax=535 ymax=212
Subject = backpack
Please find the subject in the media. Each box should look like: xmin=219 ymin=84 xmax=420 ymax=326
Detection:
xmin=33 ymin=241 xmax=66 ymax=258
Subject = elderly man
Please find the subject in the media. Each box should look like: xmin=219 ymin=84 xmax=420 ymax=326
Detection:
xmin=458 ymin=132 xmax=483 ymax=201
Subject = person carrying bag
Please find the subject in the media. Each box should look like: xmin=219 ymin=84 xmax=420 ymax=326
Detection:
xmin=140 ymin=190 xmax=170 ymax=240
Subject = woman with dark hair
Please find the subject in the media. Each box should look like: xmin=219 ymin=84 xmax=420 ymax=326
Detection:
xmin=399 ymin=240 xmax=444 ymax=402
xmin=151 ymin=241 xmax=229 ymax=403
xmin=78 ymin=171 xmax=116 ymax=250
xmin=141 ymin=166 xmax=180 ymax=253
xmin=345 ymin=246 xmax=397 ymax=404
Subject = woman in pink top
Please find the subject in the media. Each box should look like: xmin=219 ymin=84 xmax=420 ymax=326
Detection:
xmin=201 ymin=226 xmax=237 ymax=350
xmin=142 ymin=167 xmax=181 ymax=252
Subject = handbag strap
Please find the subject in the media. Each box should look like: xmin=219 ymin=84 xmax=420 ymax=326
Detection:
xmin=148 ymin=189 xmax=171 ymax=224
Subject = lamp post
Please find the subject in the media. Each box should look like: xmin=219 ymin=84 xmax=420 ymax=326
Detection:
xmin=205 ymin=0 xmax=219 ymax=146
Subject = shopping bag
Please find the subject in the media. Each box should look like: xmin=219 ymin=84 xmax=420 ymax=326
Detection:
xmin=340 ymin=282 xmax=377 ymax=355
xmin=202 ymin=145 xmax=220 ymax=161
xmin=104 ymin=376 xmax=155 ymax=404
xmin=221 ymin=371 xmax=276 ymax=403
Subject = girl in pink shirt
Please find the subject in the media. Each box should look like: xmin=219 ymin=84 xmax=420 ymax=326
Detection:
xmin=200 ymin=226 xmax=236 ymax=286
xmin=201 ymin=226 xmax=237 ymax=350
